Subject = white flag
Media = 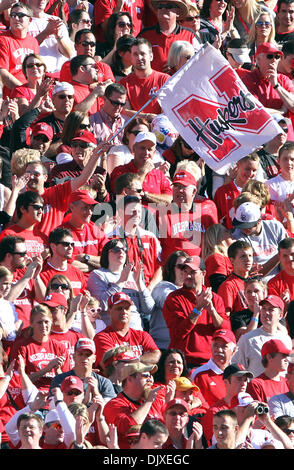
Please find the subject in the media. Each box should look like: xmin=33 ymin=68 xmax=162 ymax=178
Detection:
xmin=156 ymin=43 xmax=282 ymax=175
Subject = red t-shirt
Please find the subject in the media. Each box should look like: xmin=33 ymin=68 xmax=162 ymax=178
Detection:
xmin=246 ymin=373 xmax=289 ymax=403
xmin=12 ymin=269 xmax=35 ymax=329
xmin=119 ymin=70 xmax=169 ymax=114
xmin=157 ymin=197 xmax=218 ymax=266
xmin=93 ymin=326 xmax=159 ymax=367
xmin=190 ymin=361 xmax=227 ymax=407
xmin=10 ymin=336 xmax=71 ymax=392
xmin=60 ymin=59 xmax=114 ymax=83
xmin=40 ymin=261 xmax=87 ymax=296
xmin=60 ymin=221 xmax=108 ymax=262
xmin=37 ymin=181 xmax=72 ymax=237
xmin=10 ymin=83 xmax=35 ymax=102
xmin=267 ymin=270 xmax=294 ymax=302
xmin=49 ymin=329 xmax=84 ymax=369
xmin=45 ymin=0 xmax=69 ymax=21
xmin=204 ymin=253 xmax=233 ymax=288
xmin=163 ymin=287 xmax=231 ymax=366
xmin=0 ymin=224 xmax=48 ymax=260
xmin=0 ymin=373 xmax=25 ymax=443
xmin=110 ymin=159 xmax=172 ymax=199
xmin=217 ymin=273 xmax=248 ymax=314
xmin=0 ymin=31 xmax=40 ymax=98
xmin=213 ymin=180 xmax=241 ymax=229
xmin=103 ymin=390 xmax=164 ymax=449
xmin=139 ymin=23 xmax=198 ymax=72
xmin=72 ymin=80 xmax=104 ymax=115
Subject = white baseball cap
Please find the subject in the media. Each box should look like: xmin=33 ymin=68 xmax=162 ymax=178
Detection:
xmin=134 ymin=131 xmax=157 ymax=146
xmin=232 ymin=202 xmax=261 ymax=229
xmin=52 ymin=81 xmax=74 ymax=96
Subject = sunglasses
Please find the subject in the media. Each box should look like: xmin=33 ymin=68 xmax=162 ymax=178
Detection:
xmin=129 ymin=130 xmax=141 ymax=136
xmin=57 ymin=94 xmax=74 ymax=100
xmin=10 ymin=11 xmax=29 ymax=18
xmin=51 ymin=283 xmax=70 ymax=290
xmin=11 ymin=251 xmax=27 ymax=256
xmin=79 ymin=123 xmax=91 ymax=130
xmin=72 ymin=141 xmax=91 ymax=149
xmin=82 ymin=62 xmax=97 ymax=69
xmin=107 ymin=97 xmax=126 ymax=107
xmin=281 ymin=127 xmax=288 ymax=133
xmin=89 ymin=307 xmax=102 ymax=313
xmin=134 ymin=188 xmax=143 ymax=193
xmin=110 ymin=246 xmax=127 ymax=253
xmin=175 ymin=263 xmax=184 ymax=269
xmin=184 ymin=15 xmax=200 ymax=21
xmin=256 ymin=21 xmax=271 ymax=27
xmin=66 ymin=390 xmax=82 ymax=396
xmin=26 ymin=62 xmax=44 ymax=69
xmin=50 ymin=422 xmax=63 ymax=431
xmin=80 ymin=41 xmax=96 ymax=47
xmin=79 ymin=18 xmax=92 ymax=24
xmin=33 ymin=134 xmax=49 ymax=142
xmin=117 ymin=21 xmax=131 ymax=28
xmin=157 ymin=3 xmax=178 ymax=9
xmin=167 ymin=411 xmax=188 ymax=417
xmin=57 ymin=241 xmax=75 ymax=248
xmin=182 ymin=140 xmax=192 ymax=149
xmin=29 ymin=204 xmax=44 ymax=211
xmin=26 ymin=170 xmax=42 ymax=177
xmin=266 ymin=54 xmax=281 ymax=60
xmin=283 ymin=428 xmax=294 ymax=435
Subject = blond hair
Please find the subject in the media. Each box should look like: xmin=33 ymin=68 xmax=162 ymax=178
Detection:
xmin=11 ymin=148 xmax=41 ymax=177
xmin=202 ymin=224 xmax=230 ymax=259
xmin=248 ymin=11 xmax=276 ymax=47
xmin=0 ymin=266 xmax=13 ymax=280
xmin=233 ymin=191 xmax=261 ymax=210
xmin=243 ymin=180 xmax=270 ymax=209
xmin=175 ymin=159 xmax=202 ymax=183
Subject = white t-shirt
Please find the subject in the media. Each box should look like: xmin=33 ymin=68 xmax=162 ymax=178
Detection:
xmin=28 ymin=14 xmax=73 ymax=73
xmin=266 ymin=174 xmax=294 ymax=202
xmin=0 ymin=297 xmax=18 ymax=341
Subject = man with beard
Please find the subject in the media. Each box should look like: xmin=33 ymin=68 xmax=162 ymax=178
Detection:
xmin=119 ymin=38 xmax=170 ymax=121
xmin=190 ymin=329 xmax=237 ymax=406
xmin=103 ymin=362 xmax=164 ymax=449
xmin=163 ymin=257 xmax=230 ymax=369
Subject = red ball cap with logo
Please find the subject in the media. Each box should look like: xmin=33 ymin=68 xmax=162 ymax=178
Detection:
xmin=181 ymin=256 xmax=203 ymax=271
xmin=261 ymin=339 xmax=292 ymax=358
xmin=70 ymin=189 xmax=98 ymax=205
xmin=61 ymin=375 xmax=84 ymax=394
xmin=259 ymin=295 xmax=284 ymax=311
xmin=164 ymin=398 xmax=190 ymax=413
xmin=256 ymin=42 xmax=283 ymax=57
xmin=32 ymin=122 xmax=54 ymax=141
xmin=108 ymin=292 xmax=133 ymax=309
xmin=72 ymin=130 xmax=96 ymax=145
xmin=75 ymin=338 xmax=96 ymax=354
xmin=172 ymin=170 xmax=196 ymax=187
xmin=42 ymin=293 xmax=68 ymax=308
xmin=212 ymin=329 xmax=236 ymax=344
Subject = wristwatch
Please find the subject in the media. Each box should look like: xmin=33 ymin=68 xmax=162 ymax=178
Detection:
xmin=192 ymin=307 xmax=202 ymax=316
xmin=83 ymin=254 xmax=91 ymax=264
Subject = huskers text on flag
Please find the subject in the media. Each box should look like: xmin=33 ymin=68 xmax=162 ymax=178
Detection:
xmin=156 ymin=43 xmax=282 ymax=175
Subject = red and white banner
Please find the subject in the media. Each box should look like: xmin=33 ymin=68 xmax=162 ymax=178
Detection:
xmin=156 ymin=43 xmax=282 ymax=175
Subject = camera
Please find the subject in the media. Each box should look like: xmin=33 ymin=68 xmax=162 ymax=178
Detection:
xmin=255 ymin=403 xmax=269 ymax=415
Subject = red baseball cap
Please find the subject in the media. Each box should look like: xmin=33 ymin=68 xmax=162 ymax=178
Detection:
xmin=212 ymin=329 xmax=236 ymax=345
xmin=256 ymin=42 xmax=283 ymax=57
xmin=70 ymin=189 xmax=98 ymax=205
xmin=261 ymin=339 xmax=292 ymax=358
xmin=259 ymin=295 xmax=284 ymax=311
xmin=182 ymin=256 xmax=203 ymax=271
xmin=172 ymin=170 xmax=196 ymax=187
xmin=43 ymin=293 xmax=68 ymax=308
xmin=32 ymin=122 xmax=54 ymax=141
xmin=108 ymin=292 xmax=133 ymax=309
xmin=60 ymin=375 xmax=84 ymax=394
xmin=164 ymin=398 xmax=189 ymax=413
xmin=75 ymin=338 xmax=96 ymax=354
xmin=72 ymin=130 xmax=96 ymax=145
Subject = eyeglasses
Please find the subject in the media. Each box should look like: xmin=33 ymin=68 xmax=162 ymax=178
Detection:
xmin=82 ymin=62 xmax=97 ymax=69
xmin=157 ymin=3 xmax=178 ymax=9
xmin=26 ymin=62 xmax=44 ymax=69
xmin=66 ymin=390 xmax=82 ymax=396
xmin=56 ymin=241 xmax=75 ymax=248
xmin=51 ymin=283 xmax=70 ymax=290
xmin=29 ymin=204 xmax=44 ymax=211
xmin=140 ymin=373 xmax=152 ymax=378
xmin=280 ymin=127 xmax=288 ymax=133
xmin=26 ymin=170 xmax=42 ymax=177
xmin=89 ymin=307 xmax=102 ymax=314
xmin=107 ymin=97 xmax=126 ymax=107
xmin=266 ymin=54 xmax=281 ymax=60
xmin=56 ymin=94 xmax=74 ymax=100
xmin=72 ymin=141 xmax=91 ymax=149
xmin=256 ymin=21 xmax=271 ymax=27
xmin=79 ymin=41 xmax=96 ymax=47
xmin=11 ymin=251 xmax=27 ymax=257
xmin=284 ymin=429 xmax=294 ymax=435
xmin=117 ymin=21 xmax=131 ymax=28
xmin=175 ymin=263 xmax=184 ymax=269
xmin=33 ymin=135 xmax=49 ymax=143
xmin=10 ymin=11 xmax=29 ymax=18
xmin=50 ymin=422 xmax=63 ymax=431
xmin=79 ymin=123 xmax=91 ymax=130
xmin=133 ymin=188 xmax=143 ymax=193
xmin=79 ymin=18 xmax=92 ymax=25
xmin=110 ymin=246 xmax=127 ymax=253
